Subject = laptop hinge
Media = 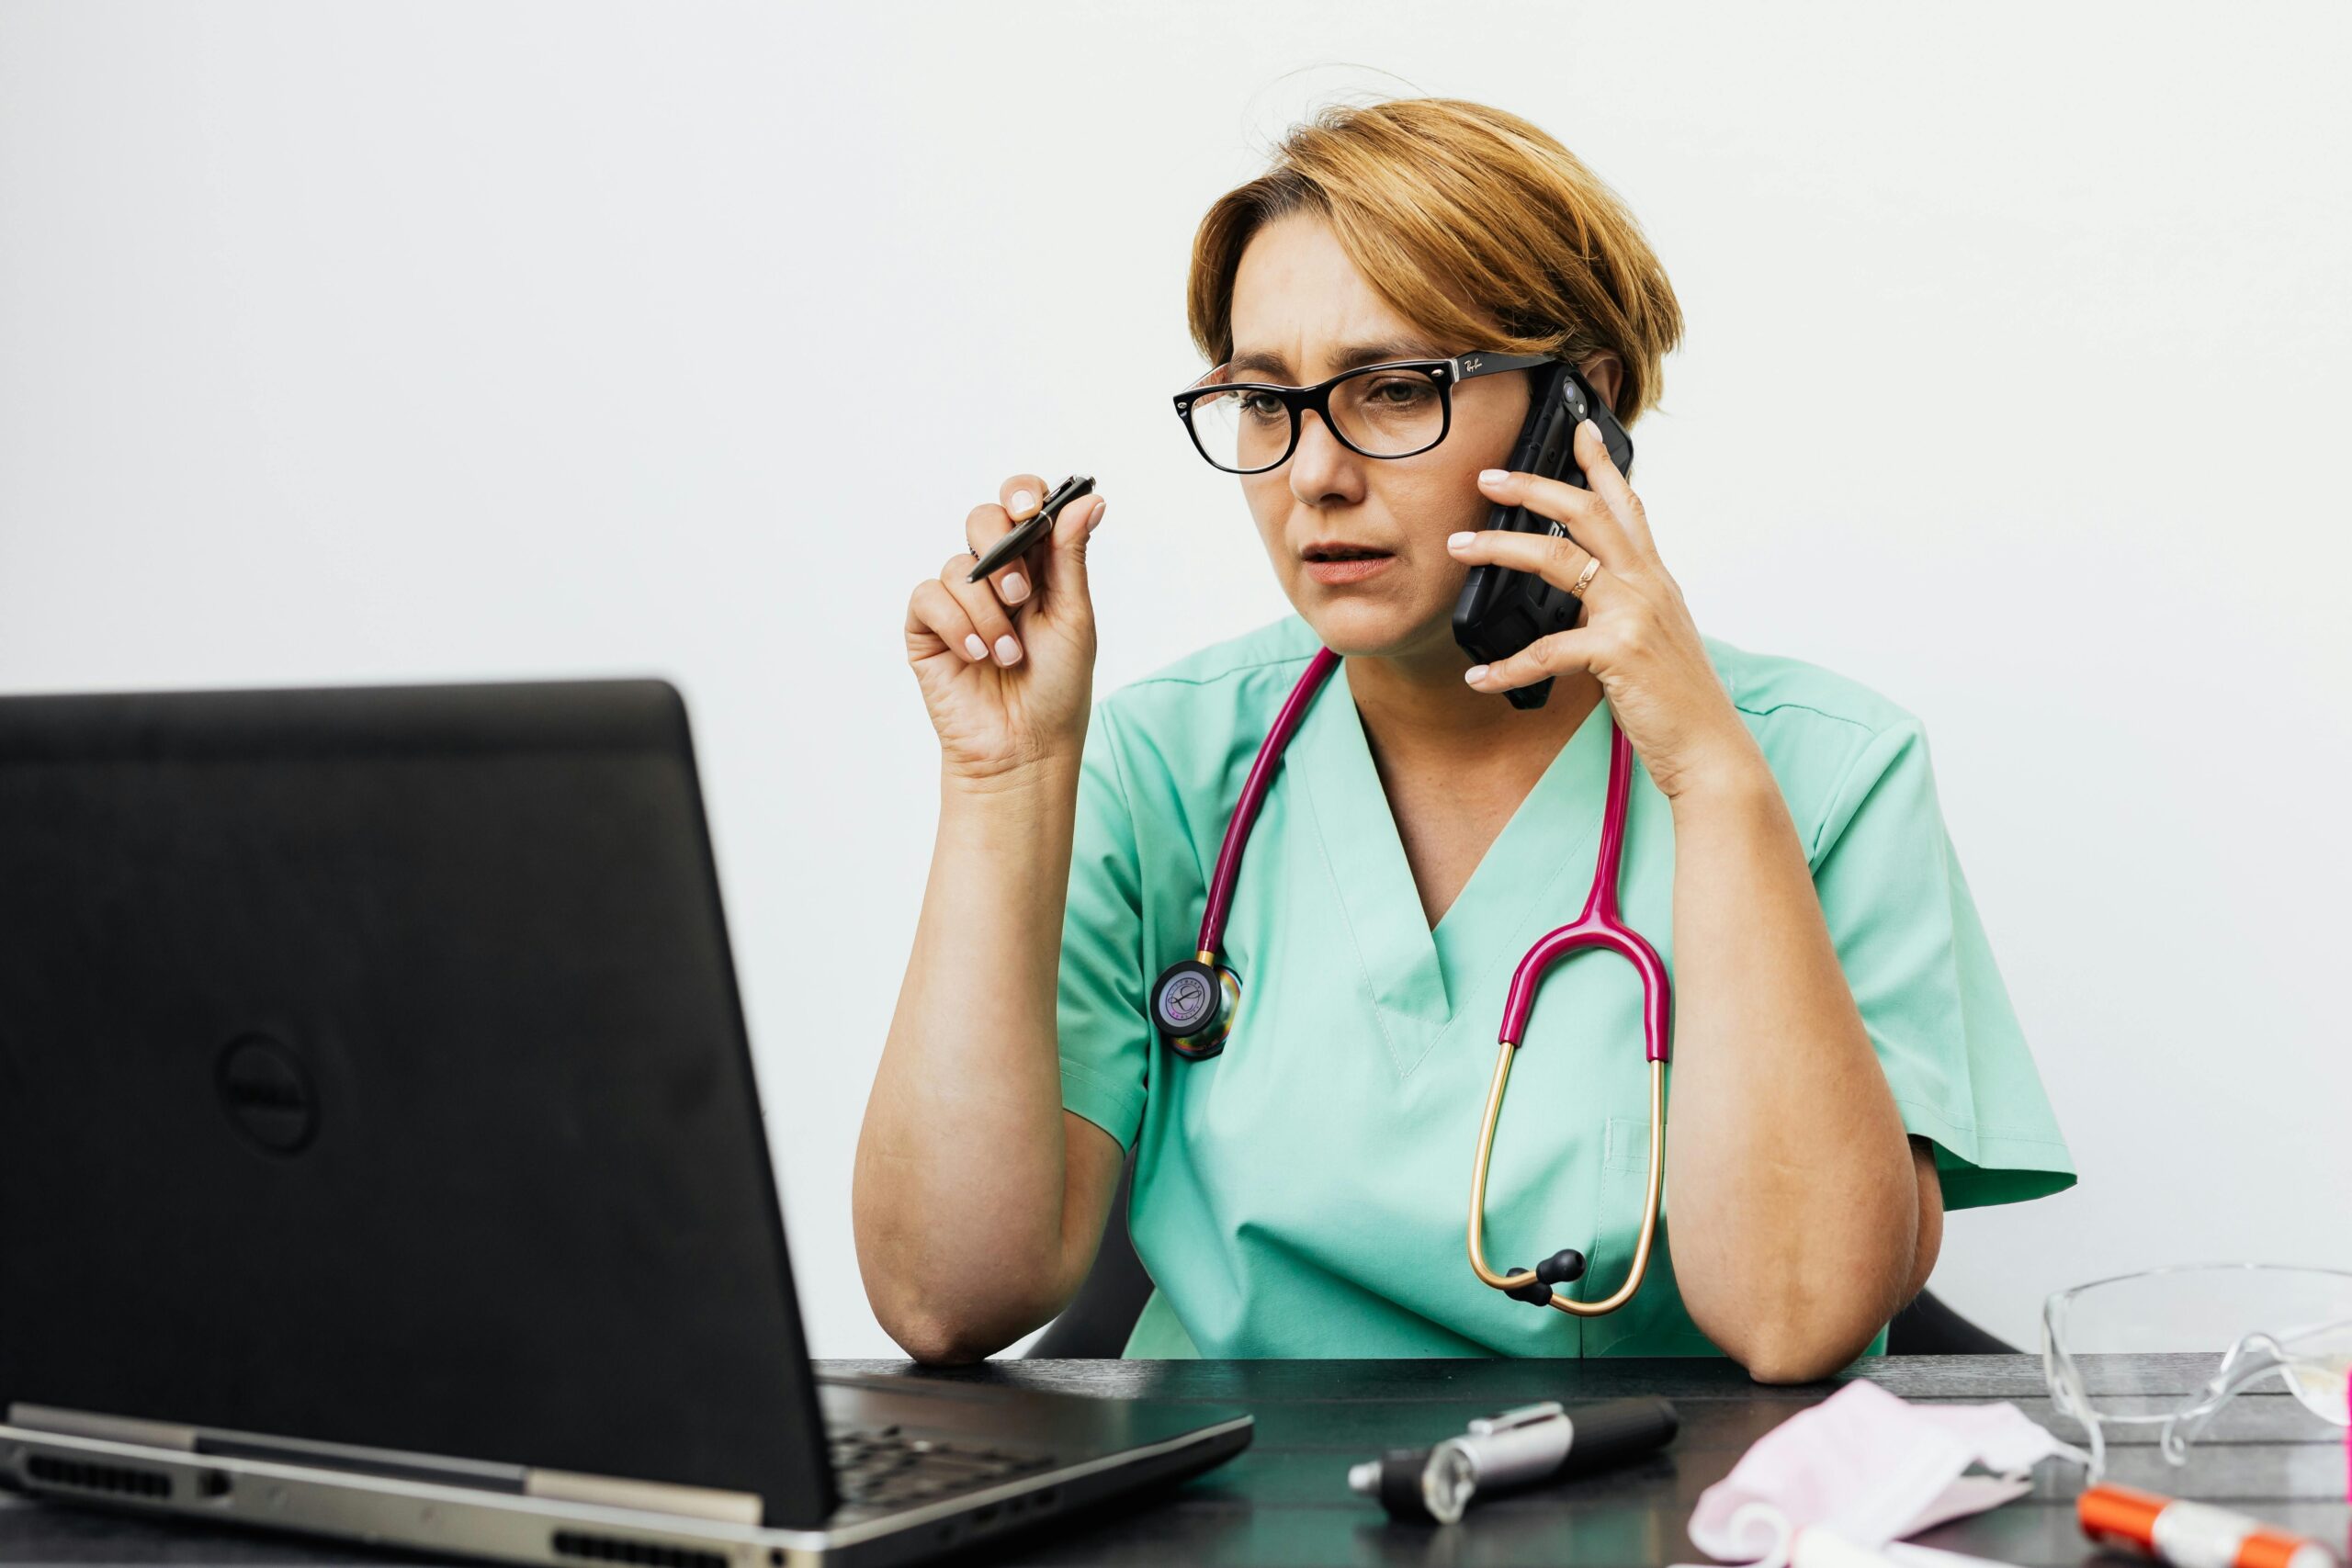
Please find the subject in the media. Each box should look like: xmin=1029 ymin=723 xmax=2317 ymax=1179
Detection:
xmin=6 ymin=1404 xmax=198 ymax=1451
xmin=6 ymin=1403 xmax=761 ymax=1525
xmin=10 ymin=1404 xmax=527 ymax=1492
xmin=525 ymin=1468 xmax=764 ymax=1527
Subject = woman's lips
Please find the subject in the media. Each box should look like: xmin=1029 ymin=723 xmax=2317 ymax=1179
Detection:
xmin=1304 ymin=553 xmax=1395 ymax=585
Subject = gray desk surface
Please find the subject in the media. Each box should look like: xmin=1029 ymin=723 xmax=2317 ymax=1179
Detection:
xmin=1 ymin=1355 xmax=2344 ymax=1567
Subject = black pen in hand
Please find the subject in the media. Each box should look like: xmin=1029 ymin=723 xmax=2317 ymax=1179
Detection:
xmin=967 ymin=474 xmax=1094 ymax=583
xmin=1348 ymin=1396 xmax=1679 ymax=1525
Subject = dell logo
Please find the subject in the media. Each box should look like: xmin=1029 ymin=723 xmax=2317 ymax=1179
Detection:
xmin=215 ymin=1033 xmax=321 ymax=1156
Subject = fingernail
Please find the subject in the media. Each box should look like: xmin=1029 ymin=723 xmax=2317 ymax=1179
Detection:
xmin=1464 ymin=664 xmax=1489 ymax=683
xmin=1578 ymin=419 xmax=1600 ymax=442
xmin=964 ymin=633 xmax=988 ymax=660
xmin=994 ymin=634 xmax=1022 ymax=665
xmin=1477 ymin=468 xmax=1509 ymax=486
xmin=1001 ymin=570 xmax=1028 ymax=603
xmin=1009 ymin=489 xmax=1037 ymax=518
xmin=1447 ymin=531 xmax=1475 ymax=549
xmin=1085 ymin=498 xmax=1105 ymax=533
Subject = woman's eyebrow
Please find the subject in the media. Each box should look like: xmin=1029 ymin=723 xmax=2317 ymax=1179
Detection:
xmin=1228 ymin=338 xmax=1449 ymax=379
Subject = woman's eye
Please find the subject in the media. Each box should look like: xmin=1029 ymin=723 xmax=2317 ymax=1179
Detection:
xmin=1368 ymin=379 xmax=1436 ymax=406
xmin=1239 ymin=392 xmax=1287 ymax=420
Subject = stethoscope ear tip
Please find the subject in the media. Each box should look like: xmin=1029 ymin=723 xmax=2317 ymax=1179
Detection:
xmin=1537 ymin=1249 xmax=1587 ymax=1286
xmin=1499 ymin=1252 xmax=1587 ymax=1309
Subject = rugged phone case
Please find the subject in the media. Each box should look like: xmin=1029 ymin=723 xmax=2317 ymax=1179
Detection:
xmin=1450 ymin=363 xmax=1635 ymax=710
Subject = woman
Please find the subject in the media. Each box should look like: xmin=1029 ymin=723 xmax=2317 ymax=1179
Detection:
xmin=855 ymin=97 xmax=2072 ymax=1379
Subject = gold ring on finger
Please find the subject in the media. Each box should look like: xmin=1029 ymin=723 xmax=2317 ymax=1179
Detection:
xmin=1566 ymin=557 xmax=1601 ymax=601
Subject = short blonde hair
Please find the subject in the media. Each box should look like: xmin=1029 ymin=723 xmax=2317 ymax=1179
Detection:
xmin=1185 ymin=97 xmax=1684 ymax=427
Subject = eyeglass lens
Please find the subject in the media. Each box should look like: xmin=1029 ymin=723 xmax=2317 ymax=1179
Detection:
xmin=1187 ymin=365 xmax=1447 ymax=472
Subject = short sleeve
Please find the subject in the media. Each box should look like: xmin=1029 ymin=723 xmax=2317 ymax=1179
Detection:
xmin=1807 ymin=718 xmax=2075 ymax=1210
xmin=1055 ymin=700 xmax=1152 ymax=1152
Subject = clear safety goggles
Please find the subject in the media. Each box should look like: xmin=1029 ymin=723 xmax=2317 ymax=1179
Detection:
xmin=2041 ymin=1262 xmax=2352 ymax=1479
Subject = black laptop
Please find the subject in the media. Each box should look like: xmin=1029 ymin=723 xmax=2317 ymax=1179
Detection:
xmin=0 ymin=678 xmax=1248 ymax=1566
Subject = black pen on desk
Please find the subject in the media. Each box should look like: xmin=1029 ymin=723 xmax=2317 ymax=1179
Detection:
xmin=967 ymin=474 xmax=1094 ymax=583
xmin=1348 ymin=1396 xmax=1679 ymax=1525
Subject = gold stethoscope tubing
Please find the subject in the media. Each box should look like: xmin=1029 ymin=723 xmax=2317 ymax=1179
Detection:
xmin=1466 ymin=1048 xmax=1667 ymax=1315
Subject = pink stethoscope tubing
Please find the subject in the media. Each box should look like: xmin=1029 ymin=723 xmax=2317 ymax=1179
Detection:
xmin=1186 ymin=645 xmax=1673 ymax=1316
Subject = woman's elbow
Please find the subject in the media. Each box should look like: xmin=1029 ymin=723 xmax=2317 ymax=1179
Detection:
xmin=880 ymin=1306 xmax=1006 ymax=1367
xmin=1735 ymin=1323 xmax=1876 ymax=1384
xmin=862 ymin=1256 xmax=1069 ymax=1365
xmin=1691 ymin=1271 xmax=1903 ymax=1383
xmin=854 ymin=1217 xmax=1081 ymax=1364
xmin=855 ymin=1246 xmax=988 ymax=1363
xmin=865 ymin=1273 xmax=1027 ymax=1365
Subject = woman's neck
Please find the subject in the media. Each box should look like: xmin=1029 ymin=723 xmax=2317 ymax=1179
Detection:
xmin=1341 ymin=627 xmax=1602 ymax=773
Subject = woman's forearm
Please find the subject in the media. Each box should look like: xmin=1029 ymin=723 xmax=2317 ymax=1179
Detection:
xmin=1661 ymin=750 xmax=1924 ymax=1382
xmin=852 ymin=755 xmax=1114 ymax=1363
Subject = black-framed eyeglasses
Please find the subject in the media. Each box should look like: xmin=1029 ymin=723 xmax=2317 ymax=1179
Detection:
xmin=1170 ymin=351 xmax=1555 ymax=475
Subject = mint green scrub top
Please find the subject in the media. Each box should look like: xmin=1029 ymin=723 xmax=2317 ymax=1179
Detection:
xmin=1056 ymin=613 xmax=2075 ymax=1358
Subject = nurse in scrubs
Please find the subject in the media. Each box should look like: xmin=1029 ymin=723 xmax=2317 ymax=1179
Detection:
xmin=855 ymin=96 xmax=2073 ymax=1379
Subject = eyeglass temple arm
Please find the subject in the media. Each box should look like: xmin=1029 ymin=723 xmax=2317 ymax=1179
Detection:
xmin=1450 ymin=351 xmax=1558 ymax=381
xmin=1173 ymin=350 xmax=1556 ymax=401
xmin=2164 ymin=1333 xmax=2296 ymax=1459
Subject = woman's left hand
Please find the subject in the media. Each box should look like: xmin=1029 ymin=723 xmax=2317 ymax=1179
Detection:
xmin=1448 ymin=418 xmax=1765 ymax=804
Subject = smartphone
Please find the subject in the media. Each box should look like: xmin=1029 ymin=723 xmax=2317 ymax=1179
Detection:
xmin=1450 ymin=363 xmax=1634 ymax=710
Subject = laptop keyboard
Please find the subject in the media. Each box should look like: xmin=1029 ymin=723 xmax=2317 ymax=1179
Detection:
xmin=826 ymin=1425 xmax=1058 ymax=1509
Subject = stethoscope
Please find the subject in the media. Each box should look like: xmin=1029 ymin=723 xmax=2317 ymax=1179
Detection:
xmin=1147 ymin=646 xmax=1672 ymax=1316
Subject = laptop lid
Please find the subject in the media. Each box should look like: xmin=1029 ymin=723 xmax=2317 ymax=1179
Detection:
xmin=0 ymin=679 xmax=837 ymax=1529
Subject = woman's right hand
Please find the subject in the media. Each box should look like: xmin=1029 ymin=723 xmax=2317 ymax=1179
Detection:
xmin=904 ymin=473 xmax=1107 ymax=784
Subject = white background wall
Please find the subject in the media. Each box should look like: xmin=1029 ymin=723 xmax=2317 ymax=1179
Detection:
xmin=3 ymin=1 xmax=2346 ymax=1357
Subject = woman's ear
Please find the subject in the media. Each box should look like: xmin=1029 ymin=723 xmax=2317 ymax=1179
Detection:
xmin=1577 ymin=352 xmax=1626 ymax=415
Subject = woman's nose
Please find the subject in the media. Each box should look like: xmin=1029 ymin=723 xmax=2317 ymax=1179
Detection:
xmin=1287 ymin=410 xmax=1363 ymax=503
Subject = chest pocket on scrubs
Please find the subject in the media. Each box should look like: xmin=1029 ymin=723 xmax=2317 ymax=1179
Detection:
xmin=1577 ymin=1110 xmax=1716 ymax=1356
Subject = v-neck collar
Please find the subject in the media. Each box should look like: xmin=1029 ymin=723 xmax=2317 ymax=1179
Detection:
xmin=1290 ymin=656 xmax=1616 ymax=1070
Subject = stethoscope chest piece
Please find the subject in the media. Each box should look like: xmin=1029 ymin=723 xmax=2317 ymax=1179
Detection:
xmin=1152 ymin=954 xmax=1240 ymax=1060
